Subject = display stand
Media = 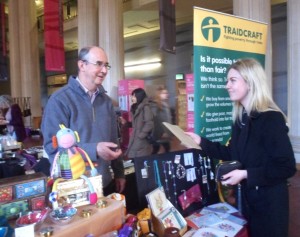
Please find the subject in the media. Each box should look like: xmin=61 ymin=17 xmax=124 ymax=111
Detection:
xmin=133 ymin=149 xmax=219 ymax=217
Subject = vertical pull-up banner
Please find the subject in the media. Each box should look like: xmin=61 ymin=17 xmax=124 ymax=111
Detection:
xmin=193 ymin=8 xmax=267 ymax=144
xmin=159 ymin=0 xmax=176 ymax=54
xmin=44 ymin=0 xmax=65 ymax=72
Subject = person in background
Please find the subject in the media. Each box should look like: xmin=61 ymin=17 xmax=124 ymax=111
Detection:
xmin=185 ymin=58 xmax=296 ymax=237
xmin=120 ymin=88 xmax=154 ymax=159
xmin=41 ymin=46 xmax=125 ymax=195
xmin=0 ymin=95 xmax=26 ymax=142
xmin=151 ymin=86 xmax=173 ymax=154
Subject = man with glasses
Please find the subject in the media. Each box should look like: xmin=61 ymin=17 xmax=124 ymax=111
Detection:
xmin=42 ymin=46 xmax=126 ymax=195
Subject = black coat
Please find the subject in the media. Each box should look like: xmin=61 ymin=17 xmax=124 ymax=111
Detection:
xmin=201 ymin=110 xmax=296 ymax=237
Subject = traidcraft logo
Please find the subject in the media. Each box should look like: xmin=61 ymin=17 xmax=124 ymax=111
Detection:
xmin=201 ymin=17 xmax=221 ymax=42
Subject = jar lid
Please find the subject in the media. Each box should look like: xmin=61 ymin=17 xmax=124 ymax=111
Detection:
xmin=39 ymin=226 xmax=54 ymax=237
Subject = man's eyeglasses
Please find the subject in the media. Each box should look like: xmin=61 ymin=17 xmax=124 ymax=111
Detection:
xmin=82 ymin=60 xmax=111 ymax=70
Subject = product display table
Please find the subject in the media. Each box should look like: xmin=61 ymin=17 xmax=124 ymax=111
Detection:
xmin=35 ymin=198 xmax=124 ymax=237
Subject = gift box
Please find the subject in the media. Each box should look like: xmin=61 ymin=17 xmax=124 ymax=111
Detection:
xmin=55 ymin=175 xmax=103 ymax=207
xmin=137 ymin=208 xmax=152 ymax=234
xmin=146 ymin=187 xmax=187 ymax=237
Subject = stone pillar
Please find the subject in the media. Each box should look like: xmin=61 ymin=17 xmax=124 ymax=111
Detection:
xmin=7 ymin=0 xmax=21 ymax=96
xmin=77 ymin=0 xmax=98 ymax=49
xmin=287 ymin=0 xmax=300 ymax=163
xmin=233 ymin=0 xmax=272 ymax=89
xmin=98 ymin=0 xmax=124 ymax=103
xmin=8 ymin=0 xmax=42 ymax=120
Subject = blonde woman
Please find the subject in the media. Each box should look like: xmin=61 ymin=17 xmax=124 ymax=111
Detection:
xmin=151 ymin=86 xmax=173 ymax=154
xmin=186 ymin=58 xmax=296 ymax=237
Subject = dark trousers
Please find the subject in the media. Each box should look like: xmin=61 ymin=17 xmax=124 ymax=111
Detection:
xmin=103 ymin=180 xmax=116 ymax=196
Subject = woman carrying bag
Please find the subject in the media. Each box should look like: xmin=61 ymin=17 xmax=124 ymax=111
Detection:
xmin=120 ymin=88 xmax=154 ymax=159
xmin=185 ymin=58 xmax=296 ymax=237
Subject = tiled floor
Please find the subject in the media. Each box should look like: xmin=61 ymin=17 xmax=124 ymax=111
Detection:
xmin=168 ymin=138 xmax=300 ymax=237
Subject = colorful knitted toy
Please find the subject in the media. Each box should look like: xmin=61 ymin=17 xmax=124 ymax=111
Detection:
xmin=49 ymin=124 xmax=98 ymax=208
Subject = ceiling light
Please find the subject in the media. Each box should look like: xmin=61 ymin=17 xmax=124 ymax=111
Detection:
xmin=124 ymin=61 xmax=161 ymax=72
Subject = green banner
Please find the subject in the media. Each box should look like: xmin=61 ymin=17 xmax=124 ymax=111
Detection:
xmin=193 ymin=8 xmax=267 ymax=145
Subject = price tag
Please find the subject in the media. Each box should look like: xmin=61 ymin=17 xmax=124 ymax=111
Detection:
xmin=15 ymin=225 xmax=34 ymax=237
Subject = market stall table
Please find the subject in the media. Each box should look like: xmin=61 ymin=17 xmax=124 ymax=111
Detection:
xmin=34 ymin=198 xmax=124 ymax=237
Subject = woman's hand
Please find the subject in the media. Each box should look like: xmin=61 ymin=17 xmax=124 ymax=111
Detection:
xmin=185 ymin=132 xmax=201 ymax=145
xmin=221 ymin=169 xmax=247 ymax=186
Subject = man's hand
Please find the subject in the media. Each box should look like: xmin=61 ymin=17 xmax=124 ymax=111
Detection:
xmin=115 ymin=178 xmax=126 ymax=193
xmin=96 ymin=142 xmax=122 ymax=161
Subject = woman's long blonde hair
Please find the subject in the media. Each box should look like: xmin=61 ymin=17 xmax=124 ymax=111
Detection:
xmin=228 ymin=58 xmax=285 ymax=122
xmin=154 ymin=85 xmax=168 ymax=110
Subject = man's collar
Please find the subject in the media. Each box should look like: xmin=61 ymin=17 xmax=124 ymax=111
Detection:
xmin=76 ymin=77 xmax=99 ymax=94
